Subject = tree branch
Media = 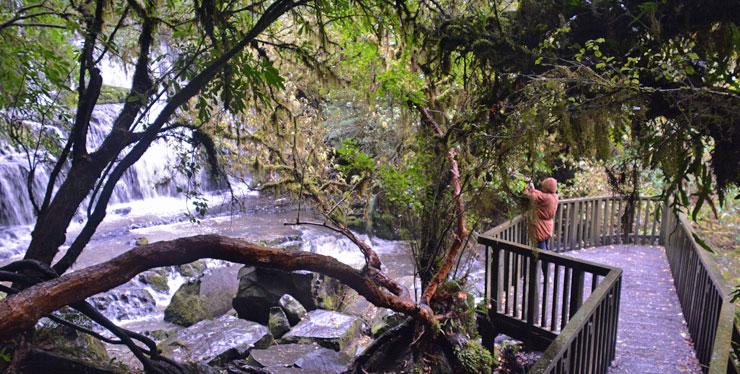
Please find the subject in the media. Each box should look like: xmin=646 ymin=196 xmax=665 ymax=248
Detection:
xmin=1 ymin=235 xmax=435 ymax=340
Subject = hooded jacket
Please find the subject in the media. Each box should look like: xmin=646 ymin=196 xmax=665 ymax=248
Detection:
xmin=524 ymin=178 xmax=559 ymax=242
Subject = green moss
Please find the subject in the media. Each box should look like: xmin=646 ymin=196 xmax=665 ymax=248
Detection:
xmin=139 ymin=272 xmax=169 ymax=293
xmin=32 ymin=323 xmax=110 ymax=364
xmin=178 ymin=260 xmax=206 ymax=277
xmin=98 ymin=85 xmax=129 ymax=104
xmin=454 ymin=340 xmax=493 ymax=374
xmin=337 ymin=318 xmax=364 ymax=356
xmin=164 ymin=283 xmax=210 ymax=326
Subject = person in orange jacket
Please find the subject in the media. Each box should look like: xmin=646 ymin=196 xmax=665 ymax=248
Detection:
xmin=523 ymin=177 xmax=559 ymax=250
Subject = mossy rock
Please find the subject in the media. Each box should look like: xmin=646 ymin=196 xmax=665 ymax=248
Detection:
xmin=139 ymin=270 xmax=169 ymax=293
xmin=164 ymin=282 xmax=209 ymax=327
xmin=32 ymin=322 xmax=110 ymax=365
xmin=177 ymin=260 xmax=206 ymax=278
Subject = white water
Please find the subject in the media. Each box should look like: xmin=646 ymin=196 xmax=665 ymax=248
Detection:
xmin=0 ymin=102 xmax=236 ymax=260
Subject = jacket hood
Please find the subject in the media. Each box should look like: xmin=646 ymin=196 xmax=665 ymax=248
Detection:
xmin=542 ymin=177 xmax=557 ymax=193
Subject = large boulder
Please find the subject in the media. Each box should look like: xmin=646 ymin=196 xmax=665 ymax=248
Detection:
xmin=164 ymin=282 xmax=209 ymax=326
xmin=232 ymin=266 xmax=347 ymax=324
xmin=88 ymin=285 xmax=156 ymax=321
xmin=164 ymin=265 xmax=240 ymax=326
xmin=19 ymin=348 xmax=124 ymax=374
xmin=32 ymin=320 xmax=110 ymax=366
xmin=246 ymin=343 xmax=351 ymax=373
xmin=281 ymin=310 xmax=364 ymax=352
xmin=159 ymin=315 xmax=272 ymax=365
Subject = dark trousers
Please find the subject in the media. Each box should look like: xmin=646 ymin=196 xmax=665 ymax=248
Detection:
xmin=537 ymin=239 xmax=550 ymax=251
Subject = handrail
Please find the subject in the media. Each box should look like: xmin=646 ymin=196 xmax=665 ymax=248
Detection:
xmin=480 ymin=201 xmax=622 ymax=373
xmin=480 ymin=195 xmax=737 ymax=373
xmin=528 ymin=268 xmax=622 ymax=373
xmin=663 ymin=209 xmax=737 ymax=373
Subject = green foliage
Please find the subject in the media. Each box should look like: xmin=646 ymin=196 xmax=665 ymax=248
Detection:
xmin=97 ymin=85 xmax=129 ymax=104
xmin=454 ymin=340 xmax=493 ymax=374
xmin=336 ymin=139 xmax=375 ymax=180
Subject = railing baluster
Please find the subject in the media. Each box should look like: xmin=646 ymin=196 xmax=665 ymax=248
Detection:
xmin=551 ymin=264 xmax=561 ymax=332
xmin=570 ymin=269 xmax=585 ymax=319
xmin=527 ymin=255 xmax=540 ymax=325
xmin=561 ymin=268 xmax=571 ymax=329
xmin=541 ymin=261 xmax=550 ymax=328
xmin=503 ymin=250 xmax=510 ymax=314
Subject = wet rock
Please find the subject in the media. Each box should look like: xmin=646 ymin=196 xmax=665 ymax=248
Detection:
xmin=295 ymin=347 xmax=352 ymax=373
xmin=138 ymin=269 xmax=170 ymax=293
xmin=248 ymin=343 xmax=323 ymax=367
xmin=199 ymin=265 xmax=241 ymax=316
xmin=370 ymin=310 xmax=407 ymax=338
xmin=281 ymin=310 xmax=364 ymax=352
xmin=164 ymin=282 xmax=209 ymax=327
xmin=265 ymin=234 xmax=302 ymax=250
xmin=88 ymin=285 xmax=156 ymax=321
xmin=246 ymin=343 xmax=349 ymax=373
xmin=268 ymin=307 xmax=291 ymax=338
xmin=232 ymin=266 xmax=347 ymax=324
xmin=33 ymin=319 xmax=110 ymax=365
xmin=279 ymin=294 xmax=307 ymax=325
xmin=177 ymin=260 xmax=207 ymax=278
xmin=113 ymin=207 xmax=131 ymax=216
xmin=165 ymin=266 xmax=240 ymax=326
xmin=159 ymin=315 xmax=272 ymax=365
xmin=20 ymin=348 xmax=124 ymax=374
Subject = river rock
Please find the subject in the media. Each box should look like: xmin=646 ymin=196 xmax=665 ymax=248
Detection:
xmin=232 ymin=266 xmax=347 ymax=324
xmin=164 ymin=282 xmax=209 ymax=326
xmin=19 ymin=348 xmax=123 ymax=374
xmin=32 ymin=320 xmax=110 ymax=366
xmin=370 ymin=310 xmax=407 ymax=337
xmin=295 ymin=347 xmax=352 ymax=373
xmin=279 ymin=294 xmax=307 ymax=325
xmin=268 ymin=307 xmax=291 ymax=338
xmin=88 ymin=285 xmax=156 ymax=321
xmin=164 ymin=265 xmax=240 ymax=326
xmin=138 ymin=268 xmax=170 ymax=293
xmin=177 ymin=260 xmax=207 ymax=278
xmin=199 ymin=265 xmax=241 ymax=315
xmin=159 ymin=315 xmax=272 ymax=365
xmin=281 ymin=310 xmax=364 ymax=352
xmin=246 ymin=343 xmax=350 ymax=373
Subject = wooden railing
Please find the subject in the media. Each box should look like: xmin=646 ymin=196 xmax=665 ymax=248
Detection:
xmin=480 ymin=195 xmax=738 ymax=373
xmin=480 ymin=211 xmax=622 ymax=373
xmin=550 ymin=196 xmax=664 ymax=252
xmin=662 ymin=209 xmax=738 ymax=374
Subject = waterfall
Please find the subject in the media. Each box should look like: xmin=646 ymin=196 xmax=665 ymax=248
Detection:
xmin=0 ymin=103 xmax=226 ymax=258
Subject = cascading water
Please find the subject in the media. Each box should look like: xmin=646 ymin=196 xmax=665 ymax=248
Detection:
xmin=0 ymin=103 xmax=225 ymax=259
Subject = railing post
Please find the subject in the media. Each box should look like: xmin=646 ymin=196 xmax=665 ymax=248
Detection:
xmin=490 ymin=245 xmax=499 ymax=313
xmin=570 ymin=270 xmax=585 ymax=319
xmin=527 ymin=252 xmax=540 ymax=325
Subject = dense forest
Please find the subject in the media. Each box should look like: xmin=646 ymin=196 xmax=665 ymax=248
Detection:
xmin=0 ymin=0 xmax=737 ymax=373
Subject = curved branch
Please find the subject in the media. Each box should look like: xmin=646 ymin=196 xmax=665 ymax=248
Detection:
xmin=2 ymin=235 xmax=435 ymax=340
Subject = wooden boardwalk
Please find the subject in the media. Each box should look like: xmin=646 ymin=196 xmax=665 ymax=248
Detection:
xmin=567 ymin=245 xmax=703 ymax=374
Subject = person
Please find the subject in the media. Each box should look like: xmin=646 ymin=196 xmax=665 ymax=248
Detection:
xmin=523 ymin=177 xmax=559 ymax=250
